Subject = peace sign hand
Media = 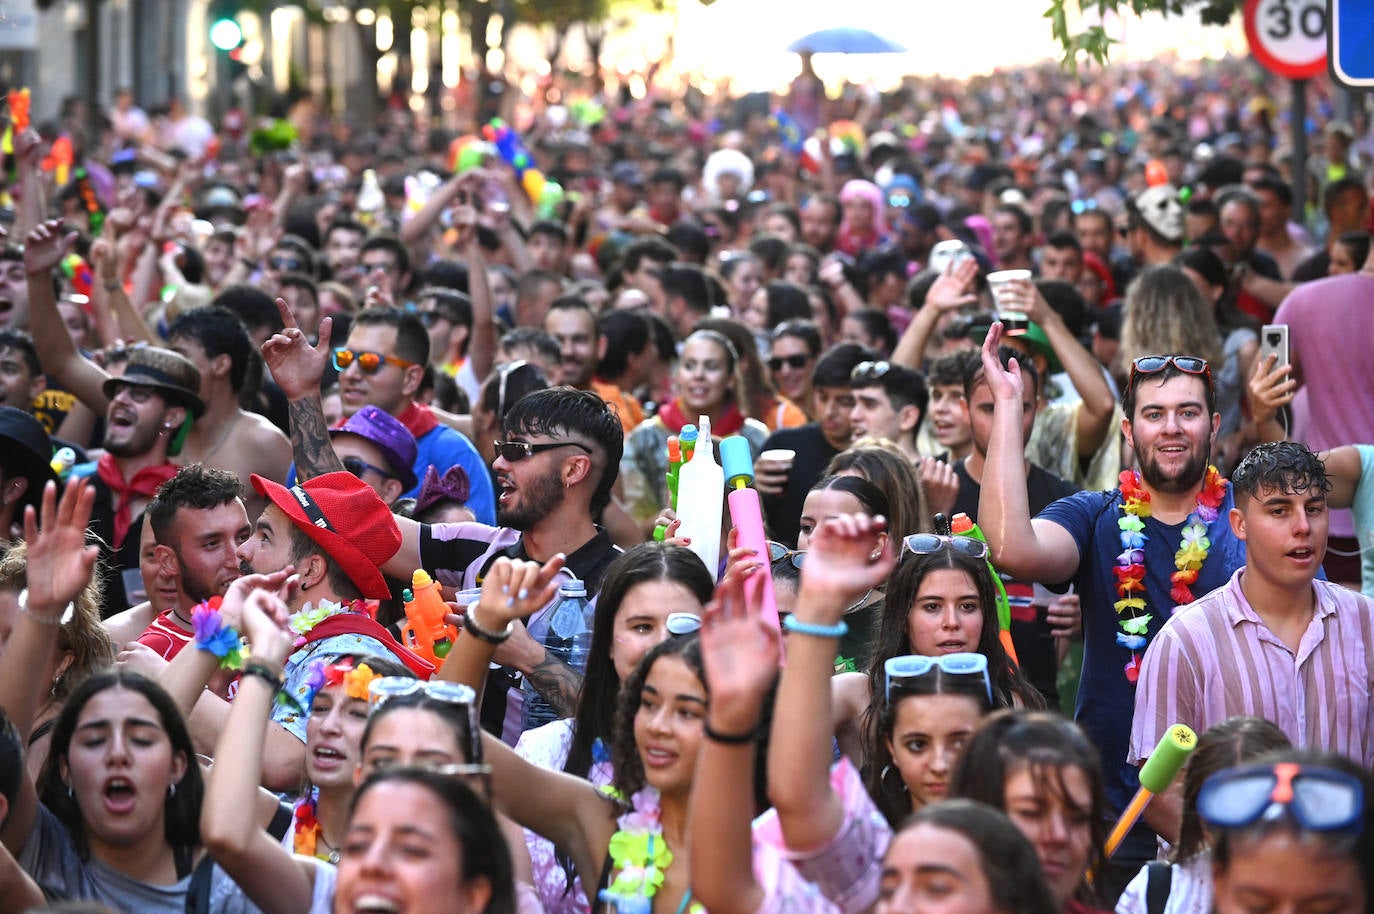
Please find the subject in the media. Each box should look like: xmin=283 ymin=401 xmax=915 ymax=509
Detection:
xmin=261 ymin=297 xmax=332 ymax=401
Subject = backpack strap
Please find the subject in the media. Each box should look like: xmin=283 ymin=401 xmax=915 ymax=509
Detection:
xmin=1145 ymin=861 xmax=1174 ymax=914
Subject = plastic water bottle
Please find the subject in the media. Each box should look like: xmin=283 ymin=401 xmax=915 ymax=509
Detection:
xmin=522 ymin=577 xmax=592 ymax=731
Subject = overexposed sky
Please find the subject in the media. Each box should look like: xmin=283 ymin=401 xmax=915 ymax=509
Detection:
xmin=572 ymin=0 xmax=1250 ymax=92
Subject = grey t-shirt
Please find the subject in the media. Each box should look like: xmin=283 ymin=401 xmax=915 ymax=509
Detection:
xmin=19 ymin=804 xmax=262 ymax=914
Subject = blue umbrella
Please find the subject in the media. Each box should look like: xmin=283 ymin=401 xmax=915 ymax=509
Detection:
xmin=786 ymin=27 xmax=906 ymax=54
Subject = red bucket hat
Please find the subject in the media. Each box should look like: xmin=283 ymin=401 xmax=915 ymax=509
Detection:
xmin=250 ymin=471 xmax=401 ymax=600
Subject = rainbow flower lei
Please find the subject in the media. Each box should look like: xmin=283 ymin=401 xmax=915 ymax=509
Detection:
xmin=292 ymin=789 xmax=337 ymax=863
xmin=598 ymin=787 xmax=703 ymax=914
xmin=299 ymin=656 xmax=382 ymax=714
xmin=1115 ymin=466 xmax=1226 ymax=684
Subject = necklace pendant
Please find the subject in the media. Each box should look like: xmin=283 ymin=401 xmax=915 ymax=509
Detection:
xmin=328 ymin=850 xmax=340 ymax=864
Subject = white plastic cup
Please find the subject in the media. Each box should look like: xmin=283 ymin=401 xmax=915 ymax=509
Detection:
xmin=986 ymin=269 xmax=1032 ymax=332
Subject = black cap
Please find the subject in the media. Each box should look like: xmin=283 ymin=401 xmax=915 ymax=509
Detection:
xmin=0 ymin=406 xmax=58 ymax=506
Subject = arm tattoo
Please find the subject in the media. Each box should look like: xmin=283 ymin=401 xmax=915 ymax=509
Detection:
xmin=525 ymin=654 xmax=583 ymax=718
xmin=288 ymin=396 xmax=345 ymax=481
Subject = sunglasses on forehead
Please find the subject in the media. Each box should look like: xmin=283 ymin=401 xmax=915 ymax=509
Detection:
xmin=884 ymin=653 xmax=993 ymax=705
xmin=1129 ymin=355 xmax=1211 ymax=383
xmin=332 ymin=348 xmax=417 ymax=375
xmin=901 ymin=533 xmax=989 ymax=561
xmin=851 ymin=360 xmax=892 ymax=383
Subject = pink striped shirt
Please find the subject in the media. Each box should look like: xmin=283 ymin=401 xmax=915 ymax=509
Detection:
xmin=1130 ymin=569 xmax=1374 ymax=767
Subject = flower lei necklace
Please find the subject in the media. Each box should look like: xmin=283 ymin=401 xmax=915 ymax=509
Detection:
xmin=599 ymin=786 xmax=703 ymax=914
xmin=292 ymin=789 xmax=338 ymax=864
xmin=288 ymin=598 xmax=368 ymax=647
xmin=1115 ymin=466 xmax=1226 ymax=684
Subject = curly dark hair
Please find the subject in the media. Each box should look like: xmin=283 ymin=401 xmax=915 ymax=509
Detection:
xmin=1231 ymin=441 xmax=1331 ymax=504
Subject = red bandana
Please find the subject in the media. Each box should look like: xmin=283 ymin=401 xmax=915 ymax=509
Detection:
xmin=96 ymin=454 xmax=178 ymax=547
xmin=656 ymin=399 xmax=746 ymax=438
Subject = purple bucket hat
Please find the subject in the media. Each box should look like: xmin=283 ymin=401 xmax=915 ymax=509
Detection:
xmin=330 ymin=405 xmax=418 ymax=491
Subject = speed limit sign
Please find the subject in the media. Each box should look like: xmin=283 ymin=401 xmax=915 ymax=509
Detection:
xmin=1243 ymin=0 xmax=1328 ymax=79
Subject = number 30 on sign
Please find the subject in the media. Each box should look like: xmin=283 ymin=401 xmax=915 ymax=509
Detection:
xmin=1244 ymin=0 xmax=1328 ymax=79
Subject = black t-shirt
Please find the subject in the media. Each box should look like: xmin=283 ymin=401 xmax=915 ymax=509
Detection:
xmin=1291 ymin=249 xmax=1330 ymax=283
xmin=952 ymin=458 xmax=1079 ymax=704
xmin=759 ymin=423 xmax=842 ymax=548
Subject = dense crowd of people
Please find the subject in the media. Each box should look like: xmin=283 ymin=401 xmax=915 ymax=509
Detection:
xmin=0 ymin=51 xmax=1372 ymax=914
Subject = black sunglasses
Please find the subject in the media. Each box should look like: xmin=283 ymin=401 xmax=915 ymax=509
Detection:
xmin=268 ymin=256 xmax=304 ymax=272
xmin=342 ymin=456 xmax=395 ymax=480
xmin=768 ymin=354 xmax=810 ymax=373
xmin=493 ymin=440 xmax=593 ymax=462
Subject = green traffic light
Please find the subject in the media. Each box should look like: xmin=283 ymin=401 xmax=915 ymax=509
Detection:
xmin=209 ymin=17 xmax=243 ymax=51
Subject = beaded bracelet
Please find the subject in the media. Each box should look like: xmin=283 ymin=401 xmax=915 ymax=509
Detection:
xmin=191 ymin=597 xmax=246 ymax=670
xmin=463 ymin=605 xmax=515 ymax=644
xmin=781 ymin=615 xmax=849 ymax=639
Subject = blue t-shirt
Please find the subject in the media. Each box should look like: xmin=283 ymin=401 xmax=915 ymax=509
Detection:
xmin=411 ymin=424 xmax=496 ymax=525
xmin=1037 ymin=484 xmax=1246 ymax=856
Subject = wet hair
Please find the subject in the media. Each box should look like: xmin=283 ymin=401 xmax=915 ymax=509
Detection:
xmin=868 ymin=667 xmax=994 ymax=824
xmin=147 ymin=464 xmax=243 ymax=544
xmin=564 ymin=543 xmax=714 ymax=780
xmin=1175 ymin=717 xmax=1291 ymax=863
xmin=1208 ymin=749 xmax=1374 ymax=899
xmin=351 ymin=307 xmax=430 ymax=367
xmin=868 ymin=547 xmax=1044 ymax=714
xmin=168 ymin=306 xmax=253 ymax=391
xmin=948 ymin=710 xmax=1108 ymax=904
xmin=38 ymin=671 xmax=203 ymax=862
xmin=896 ymin=800 xmax=1060 ymax=914
xmin=502 ymin=388 xmax=624 ymax=514
xmin=1231 ymin=441 xmax=1331 ymax=505
xmin=827 ymin=445 xmax=931 ymax=541
xmin=349 ymin=768 xmax=516 ymax=914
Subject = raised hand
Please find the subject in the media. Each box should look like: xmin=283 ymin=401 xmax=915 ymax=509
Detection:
xmin=474 ymin=554 xmax=568 ymax=628
xmin=23 ymin=220 xmax=78 ymax=277
xmin=979 ymin=320 xmax=1024 ymax=403
xmin=1247 ymin=352 xmax=1294 ymax=429
xmin=22 ymin=479 xmax=100 ymax=619
xmin=926 ymin=258 xmax=980 ymax=312
xmin=798 ymin=513 xmax=895 ymax=615
xmin=919 ymin=456 xmax=959 ymax=519
xmin=700 ymin=557 xmax=779 ymax=734
xmin=238 ymin=588 xmax=296 ymax=668
xmin=261 ymin=296 xmax=332 ymax=400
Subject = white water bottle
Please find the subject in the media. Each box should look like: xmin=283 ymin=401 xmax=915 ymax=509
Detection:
xmin=675 ymin=415 xmax=724 ymax=580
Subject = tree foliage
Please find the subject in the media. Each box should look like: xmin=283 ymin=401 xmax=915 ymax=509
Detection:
xmin=1046 ymin=0 xmax=1243 ymax=69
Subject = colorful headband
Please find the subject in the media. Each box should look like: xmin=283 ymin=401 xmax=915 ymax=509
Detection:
xmin=415 ymin=464 xmax=471 ymax=513
xmin=300 ymin=657 xmax=382 ymax=712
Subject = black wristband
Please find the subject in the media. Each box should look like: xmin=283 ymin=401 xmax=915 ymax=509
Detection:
xmin=703 ymin=720 xmax=760 ymax=745
xmin=240 ymin=661 xmax=284 ymax=692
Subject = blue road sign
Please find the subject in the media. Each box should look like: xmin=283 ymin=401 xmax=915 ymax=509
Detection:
xmin=1331 ymin=0 xmax=1374 ymax=87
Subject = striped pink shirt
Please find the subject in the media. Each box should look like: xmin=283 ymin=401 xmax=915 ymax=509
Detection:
xmin=1130 ymin=569 xmax=1374 ymax=767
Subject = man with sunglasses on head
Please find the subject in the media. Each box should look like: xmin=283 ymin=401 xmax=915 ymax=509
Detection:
xmin=1130 ymin=442 xmax=1374 ymax=824
xmin=847 ymin=359 xmax=928 ymax=464
xmin=977 ymin=328 xmax=1248 ymax=903
xmin=264 ymin=311 xmax=624 ymax=745
xmin=328 ymin=306 xmax=494 ymax=523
